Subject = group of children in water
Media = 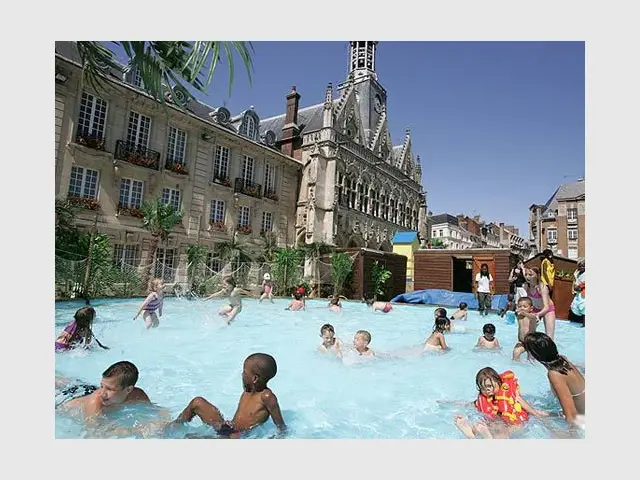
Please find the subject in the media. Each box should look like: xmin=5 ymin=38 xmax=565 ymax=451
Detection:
xmin=55 ymin=259 xmax=585 ymax=439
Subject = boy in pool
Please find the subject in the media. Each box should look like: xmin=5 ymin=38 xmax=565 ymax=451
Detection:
xmin=475 ymin=323 xmax=501 ymax=350
xmin=169 ymin=353 xmax=286 ymax=438
xmin=512 ymin=296 xmax=539 ymax=361
xmin=57 ymin=361 xmax=152 ymax=426
xmin=318 ymin=323 xmax=343 ymax=357
xmin=450 ymin=302 xmax=468 ymax=321
xmin=204 ymin=276 xmax=253 ymax=324
xmin=353 ymin=330 xmax=375 ymax=356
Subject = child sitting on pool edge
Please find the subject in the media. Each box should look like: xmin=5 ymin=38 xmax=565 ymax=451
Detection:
xmin=168 ymin=353 xmax=286 ymax=438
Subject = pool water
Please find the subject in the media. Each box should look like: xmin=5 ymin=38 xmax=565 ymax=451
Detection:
xmin=54 ymin=297 xmax=586 ymax=439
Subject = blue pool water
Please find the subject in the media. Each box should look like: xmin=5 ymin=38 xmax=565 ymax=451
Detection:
xmin=55 ymin=297 xmax=585 ymax=439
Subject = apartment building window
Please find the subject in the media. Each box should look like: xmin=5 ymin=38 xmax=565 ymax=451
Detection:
xmin=261 ymin=212 xmax=273 ymax=233
xmin=167 ymin=126 xmax=187 ymax=164
xmin=568 ymin=247 xmax=578 ymax=260
xmin=132 ymin=68 xmax=144 ymax=88
xmin=264 ymin=163 xmax=276 ymax=192
xmin=213 ymin=145 xmax=230 ymax=181
xmin=161 ymin=187 xmax=181 ymax=212
xmin=154 ymin=248 xmax=175 ymax=282
xmin=547 ymin=228 xmax=557 ymax=243
xmin=206 ymin=252 xmax=223 ymax=273
xmin=119 ymin=178 xmax=143 ymax=208
xmin=113 ymin=244 xmax=139 ymax=269
xmin=567 ymin=208 xmax=578 ymax=222
xmin=238 ymin=206 xmax=251 ymax=228
xmin=380 ymin=194 xmax=387 ymax=220
xmin=127 ymin=111 xmax=151 ymax=148
xmin=68 ymin=166 xmax=99 ymax=199
xmin=210 ymin=199 xmax=225 ymax=224
xmin=77 ymin=92 xmax=108 ymax=140
xmin=241 ymin=155 xmax=254 ymax=184
xmin=438 ymin=229 xmax=443 ymax=237
xmin=568 ymin=228 xmax=578 ymax=241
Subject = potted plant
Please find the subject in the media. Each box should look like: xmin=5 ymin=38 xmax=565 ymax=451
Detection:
xmin=237 ymin=225 xmax=252 ymax=235
xmin=210 ymin=220 xmax=225 ymax=230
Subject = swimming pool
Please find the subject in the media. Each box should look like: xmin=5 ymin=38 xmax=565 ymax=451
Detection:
xmin=54 ymin=297 xmax=585 ymax=439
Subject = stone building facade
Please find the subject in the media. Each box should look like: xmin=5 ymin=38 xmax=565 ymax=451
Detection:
xmin=55 ymin=42 xmax=302 ymax=283
xmin=260 ymin=41 xmax=428 ymax=251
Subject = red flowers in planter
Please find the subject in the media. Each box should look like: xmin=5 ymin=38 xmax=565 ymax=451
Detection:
xmin=68 ymin=196 xmax=100 ymax=211
xmin=210 ymin=220 xmax=225 ymax=230
xmin=237 ymin=225 xmax=252 ymax=234
xmin=118 ymin=204 xmax=144 ymax=218
xmin=125 ymin=152 xmax=157 ymax=168
xmin=166 ymin=161 xmax=189 ymax=175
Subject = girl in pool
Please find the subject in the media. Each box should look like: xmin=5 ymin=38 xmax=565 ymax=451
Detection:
xmin=134 ymin=278 xmax=165 ymax=329
xmin=364 ymin=297 xmax=393 ymax=313
xmin=453 ymin=367 xmax=548 ymax=439
xmin=522 ymin=332 xmax=585 ymax=427
xmin=424 ymin=317 xmax=449 ymax=352
xmin=259 ymin=273 xmax=274 ymax=303
xmin=318 ymin=323 xmax=343 ymax=357
xmin=204 ymin=276 xmax=253 ymax=324
xmin=285 ymin=292 xmax=305 ymax=311
xmin=524 ymin=266 xmax=557 ymax=340
xmin=328 ymin=296 xmax=342 ymax=312
xmin=55 ymin=306 xmax=109 ymax=351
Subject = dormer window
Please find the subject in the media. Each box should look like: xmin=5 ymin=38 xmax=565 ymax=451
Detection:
xmin=239 ymin=111 xmax=259 ymax=141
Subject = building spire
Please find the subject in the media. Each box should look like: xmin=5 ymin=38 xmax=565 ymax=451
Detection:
xmin=349 ymin=41 xmax=378 ymax=74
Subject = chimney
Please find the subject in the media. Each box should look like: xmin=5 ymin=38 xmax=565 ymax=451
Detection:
xmin=281 ymin=86 xmax=301 ymax=157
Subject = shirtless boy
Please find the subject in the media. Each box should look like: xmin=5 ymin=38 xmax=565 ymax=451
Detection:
xmin=170 ymin=353 xmax=286 ymax=438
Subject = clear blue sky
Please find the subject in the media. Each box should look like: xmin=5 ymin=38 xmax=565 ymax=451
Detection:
xmin=110 ymin=41 xmax=585 ymax=236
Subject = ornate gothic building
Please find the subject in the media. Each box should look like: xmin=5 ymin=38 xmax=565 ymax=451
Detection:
xmin=260 ymin=41 xmax=428 ymax=251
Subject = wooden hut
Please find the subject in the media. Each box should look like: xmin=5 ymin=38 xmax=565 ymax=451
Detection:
xmin=524 ymin=253 xmax=579 ymax=320
xmin=414 ymin=248 xmax=517 ymax=295
xmin=339 ymin=248 xmax=408 ymax=301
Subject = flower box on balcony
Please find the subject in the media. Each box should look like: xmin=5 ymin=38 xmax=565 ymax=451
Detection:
xmin=244 ymin=186 xmax=259 ymax=197
xmin=68 ymin=196 xmax=100 ymax=211
xmin=166 ymin=161 xmax=189 ymax=175
xmin=125 ymin=152 xmax=157 ymax=168
xmin=76 ymin=135 xmax=106 ymax=151
xmin=236 ymin=226 xmax=252 ymax=235
xmin=213 ymin=176 xmax=232 ymax=187
xmin=118 ymin=204 xmax=144 ymax=218
xmin=209 ymin=220 xmax=225 ymax=230
xmin=264 ymin=192 xmax=279 ymax=201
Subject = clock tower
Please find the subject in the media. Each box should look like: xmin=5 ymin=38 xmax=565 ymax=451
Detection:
xmin=337 ymin=41 xmax=388 ymax=145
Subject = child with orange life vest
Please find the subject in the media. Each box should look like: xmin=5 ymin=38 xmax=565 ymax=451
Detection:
xmin=453 ymin=367 xmax=548 ymax=439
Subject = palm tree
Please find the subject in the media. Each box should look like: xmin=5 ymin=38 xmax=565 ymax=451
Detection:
xmin=214 ymin=233 xmax=255 ymax=285
xmin=140 ymin=198 xmax=184 ymax=287
xmin=75 ymin=41 xmax=254 ymax=107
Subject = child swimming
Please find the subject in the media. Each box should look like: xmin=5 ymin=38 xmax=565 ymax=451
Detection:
xmin=450 ymin=302 xmax=468 ymax=321
xmin=453 ymin=367 xmax=548 ymax=439
xmin=285 ymin=292 xmax=305 ymax=311
xmin=364 ymin=297 xmax=393 ymax=313
xmin=55 ymin=306 xmax=109 ymax=351
xmin=328 ymin=296 xmax=342 ymax=312
xmin=204 ymin=276 xmax=252 ymax=324
xmin=352 ymin=330 xmax=375 ymax=356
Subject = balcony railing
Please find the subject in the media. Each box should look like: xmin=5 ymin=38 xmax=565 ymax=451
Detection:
xmin=165 ymin=158 xmax=188 ymax=175
xmin=234 ymin=178 xmax=262 ymax=199
xmin=264 ymin=188 xmax=279 ymax=201
xmin=76 ymin=127 xmax=106 ymax=151
xmin=114 ymin=140 xmax=160 ymax=170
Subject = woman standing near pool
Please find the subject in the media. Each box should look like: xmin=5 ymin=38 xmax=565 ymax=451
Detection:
xmin=524 ymin=266 xmax=557 ymax=340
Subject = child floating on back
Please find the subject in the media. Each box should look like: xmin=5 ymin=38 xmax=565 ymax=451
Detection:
xmin=454 ymin=367 xmax=547 ymax=439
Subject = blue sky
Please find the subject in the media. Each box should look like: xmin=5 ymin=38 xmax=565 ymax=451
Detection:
xmin=110 ymin=41 xmax=584 ymax=236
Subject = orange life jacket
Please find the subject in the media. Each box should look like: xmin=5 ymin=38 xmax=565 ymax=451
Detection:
xmin=474 ymin=370 xmax=529 ymax=425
